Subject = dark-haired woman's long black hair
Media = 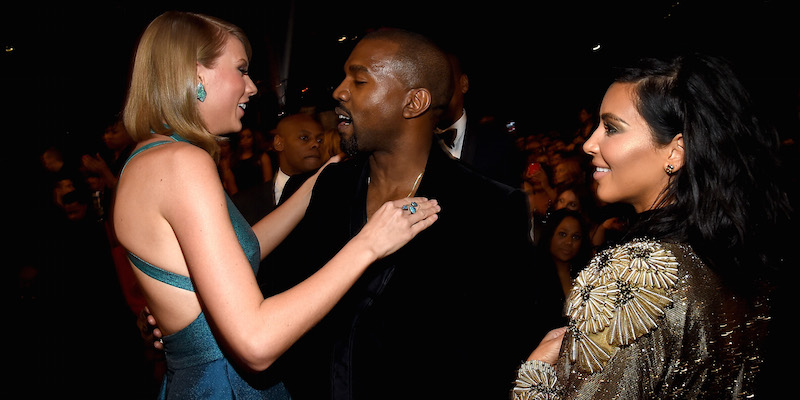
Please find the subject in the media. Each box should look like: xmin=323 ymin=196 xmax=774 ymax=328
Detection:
xmin=616 ymin=54 xmax=793 ymax=293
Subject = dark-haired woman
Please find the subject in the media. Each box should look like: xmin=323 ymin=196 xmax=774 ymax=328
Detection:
xmin=537 ymin=208 xmax=592 ymax=300
xmin=512 ymin=54 xmax=792 ymax=399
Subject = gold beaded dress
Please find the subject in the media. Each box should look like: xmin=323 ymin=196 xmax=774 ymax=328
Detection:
xmin=512 ymin=239 xmax=771 ymax=399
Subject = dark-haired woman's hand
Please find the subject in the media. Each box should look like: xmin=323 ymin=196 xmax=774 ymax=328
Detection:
xmin=526 ymin=327 xmax=566 ymax=365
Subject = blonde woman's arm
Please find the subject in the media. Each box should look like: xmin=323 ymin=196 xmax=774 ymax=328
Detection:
xmin=168 ymin=149 xmax=438 ymax=371
xmin=250 ymin=154 xmax=341 ymax=259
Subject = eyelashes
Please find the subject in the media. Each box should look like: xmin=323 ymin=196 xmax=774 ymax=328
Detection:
xmin=603 ymin=122 xmax=619 ymax=135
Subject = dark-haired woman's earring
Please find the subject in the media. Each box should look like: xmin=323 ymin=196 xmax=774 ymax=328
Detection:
xmin=197 ymin=82 xmax=207 ymax=102
xmin=665 ymin=164 xmax=675 ymax=175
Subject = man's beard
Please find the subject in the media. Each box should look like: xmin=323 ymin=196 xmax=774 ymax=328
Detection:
xmin=340 ymin=134 xmax=359 ymax=158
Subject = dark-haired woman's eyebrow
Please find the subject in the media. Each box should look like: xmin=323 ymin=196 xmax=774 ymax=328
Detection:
xmin=600 ymin=113 xmax=629 ymax=127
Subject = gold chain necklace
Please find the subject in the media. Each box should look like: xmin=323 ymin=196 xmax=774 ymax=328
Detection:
xmin=406 ymin=171 xmax=424 ymax=198
xmin=367 ymin=170 xmax=425 ymax=198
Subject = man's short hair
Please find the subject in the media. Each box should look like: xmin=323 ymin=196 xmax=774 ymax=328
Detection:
xmin=362 ymin=29 xmax=454 ymax=117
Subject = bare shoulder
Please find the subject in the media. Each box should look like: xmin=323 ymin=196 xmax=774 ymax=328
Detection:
xmin=127 ymin=139 xmax=215 ymax=180
xmin=114 ymin=139 xmax=223 ymax=244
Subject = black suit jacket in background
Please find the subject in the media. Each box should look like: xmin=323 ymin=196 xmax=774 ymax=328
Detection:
xmin=258 ymin=142 xmax=562 ymax=400
xmin=232 ymin=171 xmax=313 ymax=226
xmin=458 ymin=116 xmax=525 ymax=189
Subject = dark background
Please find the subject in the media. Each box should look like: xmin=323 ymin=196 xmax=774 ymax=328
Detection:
xmin=2 ymin=1 xmax=798 ymax=228
xmin=3 ymin=2 xmax=796 ymax=395
xmin=3 ymin=1 xmax=798 ymax=150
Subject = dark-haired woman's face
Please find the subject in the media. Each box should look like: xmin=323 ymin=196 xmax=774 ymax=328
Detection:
xmin=550 ymin=216 xmax=583 ymax=263
xmin=583 ymin=83 xmax=673 ymax=213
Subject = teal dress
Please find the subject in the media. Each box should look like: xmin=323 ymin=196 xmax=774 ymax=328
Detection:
xmin=121 ymin=134 xmax=290 ymax=399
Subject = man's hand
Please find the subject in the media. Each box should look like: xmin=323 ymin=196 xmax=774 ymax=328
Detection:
xmin=137 ymin=306 xmax=164 ymax=350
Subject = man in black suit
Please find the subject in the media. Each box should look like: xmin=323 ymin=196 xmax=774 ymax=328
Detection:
xmin=232 ymin=113 xmax=325 ymax=225
xmin=435 ymin=52 xmax=525 ymax=189
xmin=261 ymin=29 xmax=560 ymax=400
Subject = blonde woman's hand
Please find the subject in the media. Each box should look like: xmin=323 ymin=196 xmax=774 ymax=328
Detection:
xmin=300 ymin=153 xmax=343 ymax=190
xmin=355 ymin=197 xmax=440 ymax=260
xmin=316 ymin=153 xmax=343 ymax=176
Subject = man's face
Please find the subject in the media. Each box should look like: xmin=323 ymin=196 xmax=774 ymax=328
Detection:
xmin=275 ymin=118 xmax=324 ymax=175
xmin=333 ymin=39 xmax=407 ymax=156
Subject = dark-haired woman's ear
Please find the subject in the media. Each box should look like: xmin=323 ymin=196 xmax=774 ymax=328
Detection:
xmin=665 ymin=133 xmax=684 ymax=175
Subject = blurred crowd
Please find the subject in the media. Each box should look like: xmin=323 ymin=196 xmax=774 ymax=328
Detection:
xmin=15 ymin=85 xmax=799 ymax=397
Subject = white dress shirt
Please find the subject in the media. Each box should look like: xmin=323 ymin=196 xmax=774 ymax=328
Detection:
xmin=441 ymin=109 xmax=467 ymax=159
xmin=273 ymin=168 xmax=291 ymax=205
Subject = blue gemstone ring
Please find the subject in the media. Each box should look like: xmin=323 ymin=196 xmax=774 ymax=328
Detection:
xmin=401 ymin=202 xmax=418 ymax=214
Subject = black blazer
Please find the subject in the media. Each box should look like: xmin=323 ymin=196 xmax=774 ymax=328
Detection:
xmin=259 ymin=142 xmax=560 ymax=400
xmin=458 ymin=116 xmax=524 ymax=189
xmin=232 ymin=171 xmax=312 ymax=226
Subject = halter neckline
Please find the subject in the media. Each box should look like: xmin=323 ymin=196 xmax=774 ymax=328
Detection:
xmin=169 ymin=132 xmax=190 ymax=143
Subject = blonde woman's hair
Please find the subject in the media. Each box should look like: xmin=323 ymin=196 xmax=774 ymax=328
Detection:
xmin=123 ymin=11 xmax=252 ymax=159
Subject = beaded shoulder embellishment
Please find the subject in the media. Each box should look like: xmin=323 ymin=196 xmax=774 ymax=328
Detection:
xmin=565 ymin=239 xmax=678 ymax=373
xmin=512 ymin=360 xmax=560 ymax=400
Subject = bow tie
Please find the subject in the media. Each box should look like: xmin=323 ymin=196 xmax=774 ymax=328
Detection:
xmin=436 ymin=128 xmax=457 ymax=148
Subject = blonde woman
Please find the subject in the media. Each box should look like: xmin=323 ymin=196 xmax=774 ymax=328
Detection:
xmin=115 ymin=11 xmax=439 ymax=398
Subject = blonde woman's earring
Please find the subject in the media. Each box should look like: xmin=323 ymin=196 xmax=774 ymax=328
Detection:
xmin=197 ymin=82 xmax=207 ymax=102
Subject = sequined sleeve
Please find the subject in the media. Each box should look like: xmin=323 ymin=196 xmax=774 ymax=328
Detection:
xmin=511 ymin=360 xmax=559 ymax=400
xmin=513 ymin=239 xmax=770 ymax=399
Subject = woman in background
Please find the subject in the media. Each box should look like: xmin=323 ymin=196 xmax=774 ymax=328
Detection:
xmin=536 ymin=208 xmax=592 ymax=300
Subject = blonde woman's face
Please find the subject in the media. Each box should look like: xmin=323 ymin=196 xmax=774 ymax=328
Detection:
xmin=197 ymin=35 xmax=257 ymax=135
